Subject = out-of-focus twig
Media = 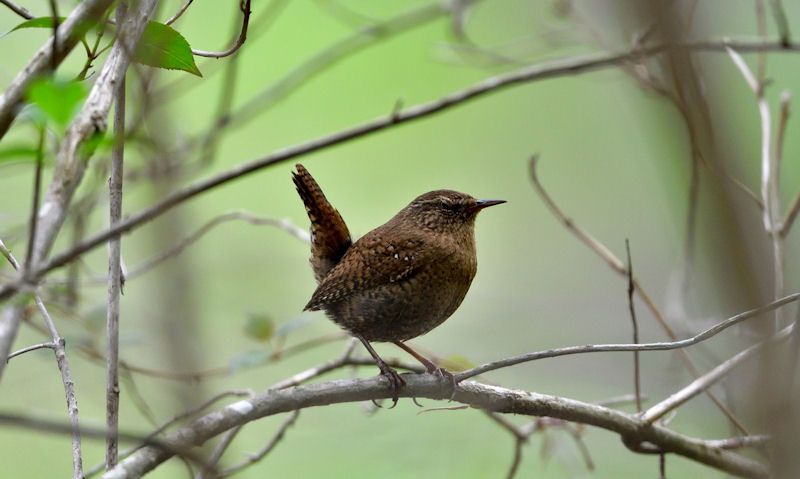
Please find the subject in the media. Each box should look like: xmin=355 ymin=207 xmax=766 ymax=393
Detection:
xmin=0 ymin=0 xmax=33 ymax=19
xmin=218 ymin=410 xmax=300 ymax=477
xmin=625 ymin=240 xmax=642 ymax=412
xmin=4 ymin=37 xmax=800 ymax=300
xmin=528 ymin=155 xmax=750 ymax=433
xmin=456 ymin=293 xmax=800 ymax=381
xmin=165 ymin=0 xmax=193 ymax=25
xmin=191 ymin=0 xmax=251 ymax=58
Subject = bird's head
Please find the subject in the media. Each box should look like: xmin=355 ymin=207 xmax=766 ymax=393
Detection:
xmin=399 ymin=190 xmax=505 ymax=233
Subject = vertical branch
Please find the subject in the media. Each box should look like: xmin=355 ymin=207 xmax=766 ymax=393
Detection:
xmin=0 ymin=239 xmax=83 ymax=479
xmin=48 ymin=0 xmax=60 ymax=71
xmin=769 ymin=0 xmax=792 ymax=47
xmin=625 ymin=240 xmax=642 ymax=412
xmin=105 ymin=3 xmax=127 ymax=469
xmin=24 ymin=127 xmax=45 ymax=272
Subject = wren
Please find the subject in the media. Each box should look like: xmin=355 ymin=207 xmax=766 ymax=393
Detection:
xmin=293 ymin=164 xmax=504 ymax=403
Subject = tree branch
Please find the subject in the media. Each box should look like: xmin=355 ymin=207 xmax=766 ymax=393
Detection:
xmin=3 ymin=37 xmax=799 ymax=302
xmin=191 ymin=0 xmax=251 ymax=58
xmin=102 ymin=375 xmax=769 ymax=478
xmin=455 ymin=293 xmax=800 ymax=381
xmin=0 ymin=0 xmax=33 ymax=19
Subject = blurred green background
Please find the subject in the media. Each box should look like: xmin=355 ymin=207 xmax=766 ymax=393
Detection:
xmin=1 ymin=0 xmax=799 ymax=477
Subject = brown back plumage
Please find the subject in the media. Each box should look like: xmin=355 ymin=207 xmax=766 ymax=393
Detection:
xmin=292 ymin=164 xmax=352 ymax=282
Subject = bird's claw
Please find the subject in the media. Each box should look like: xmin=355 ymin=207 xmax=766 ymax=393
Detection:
xmin=378 ymin=364 xmax=406 ymax=408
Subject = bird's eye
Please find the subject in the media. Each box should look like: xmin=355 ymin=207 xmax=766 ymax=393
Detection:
xmin=438 ymin=197 xmax=453 ymax=209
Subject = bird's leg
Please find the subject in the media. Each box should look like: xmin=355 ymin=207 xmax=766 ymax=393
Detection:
xmin=355 ymin=335 xmax=405 ymax=406
xmin=393 ymin=341 xmax=456 ymax=392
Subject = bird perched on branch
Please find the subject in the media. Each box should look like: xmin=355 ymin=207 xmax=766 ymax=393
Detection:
xmin=293 ymin=164 xmax=504 ymax=404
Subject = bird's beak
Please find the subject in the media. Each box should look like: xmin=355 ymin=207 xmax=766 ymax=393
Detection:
xmin=475 ymin=199 xmax=506 ymax=210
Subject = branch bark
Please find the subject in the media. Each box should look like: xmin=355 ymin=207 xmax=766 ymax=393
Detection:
xmin=102 ymin=375 xmax=768 ymax=479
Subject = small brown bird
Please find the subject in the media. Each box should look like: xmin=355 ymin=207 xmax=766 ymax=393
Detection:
xmin=293 ymin=164 xmax=504 ymax=402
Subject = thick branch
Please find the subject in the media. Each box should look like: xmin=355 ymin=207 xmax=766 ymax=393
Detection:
xmin=102 ymin=375 xmax=768 ymax=479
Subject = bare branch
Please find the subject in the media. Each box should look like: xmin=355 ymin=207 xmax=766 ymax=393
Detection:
xmin=0 ymin=0 xmax=115 ymax=139
xmin=625 ymin=240 xmax=642 ymax=412
xmin=769 ymin=0 xmax=792 ymax=47
xmin=219 ymin=410 xmax=300 ymax=477
xmin=85 ymin=389 xmax=254 ymax=478
xmin=0 ymin=0 xmax=33 ymax=19
xmin=102 ymin=375 xmax=769 ymax=479
xmin=7 ymin=341 xmax=55 ymax=360
xmin=191 ymin=0 xmax=251 ymax=58
xmin=641 ymin=326 xmax=791 ymax=424
xmin=704 ymin=435 xmax=771 ymax=450
xmin=165 ymin=0 xmax=194 ymax=25
xmin=529 ymin=155 xmax=751 ymax=434
xmin=3 ymin=37 xmax=800 ymax=299
xmin=0 ymin=238 xmax=83 ymax=478
xmin=105 ymin=3 xmax=127 ymax=463
xmin=455 ymin=293 xmax=800 ymax=381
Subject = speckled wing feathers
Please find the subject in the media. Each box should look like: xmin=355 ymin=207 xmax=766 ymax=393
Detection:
xmin=292 ymin=164 xmax=352 ymax=282
xmin=303 ymin=230 xmax=432 ymax=311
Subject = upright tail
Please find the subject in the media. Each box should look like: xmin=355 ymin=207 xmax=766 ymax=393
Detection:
xmin=292 ymin=164 xmax=352 ymax=282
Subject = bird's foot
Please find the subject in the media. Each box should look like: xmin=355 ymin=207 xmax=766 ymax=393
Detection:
xmin=378 ymin=363 xmax=406 ymax=408
xmin=427 ymin=366 xmax=457 ymax=400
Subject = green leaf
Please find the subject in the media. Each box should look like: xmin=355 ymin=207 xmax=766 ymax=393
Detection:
xmin=133 ymin=22 xmax=202 ymax=77
xmin=244 ymin=314 xmax=275 ymax=342
xmin=5 ymin=16 xmax=66 ymax=36
xmin=26 ymin=77 xmax=87 ymax=128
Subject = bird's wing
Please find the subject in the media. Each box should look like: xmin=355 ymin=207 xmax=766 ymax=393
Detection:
xmin=292 ymin=164 xmax=352 ymax=282
xmin=303 ymin=229 xmax=439 ymax=311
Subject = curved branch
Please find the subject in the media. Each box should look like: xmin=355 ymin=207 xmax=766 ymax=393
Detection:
xmin=102 ymin=375 xmax=768 ymax=479
xmin=191 ymin=0 xmax=251 ymax=58
xmin=456 ymin=292 xmax=799 ymax=381
xmin=2 ymin=37 xmax=800 ymax=299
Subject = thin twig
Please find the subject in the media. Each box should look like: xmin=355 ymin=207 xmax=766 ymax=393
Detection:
xmin=85 ymin=389 xmax=254 ymax=478
xmin=505 ymin=438 xmax=524 ymax=479
xmin=123 ymin=211 xmax=308 ymax=281
xmin=0 ymin=0 xmax=33 ymax=19
xmin=4 ymin=37 xmax=800 ymax=298
xmin=455 ymin=293 xmax=800 ymax=381
xmin=191 ymin=0 xmax=251 ymax=58
xmin=0 ymin=412 xmax=218 ymax=476
xmin=23 ymin=127 xmax=45 ymax=272
xmin=105 ymin=12 xmax=127 ymax=464
xmin=528 ymin=155 xmax=751 ymax=434
xmin=625 ymin=240 xmax=642 ymax=412
xmin=769 ymin=0 xmax=792 ymax=47
xmin=165 ymin=0 xmax=193 ymax=25
xmin=0 ymin=239 xmax=83 ymax=479
xmin=641 ymin=325 xmax=792 ymax=424
xmin=7 ymin=341 xmax=55 ymax=360
xmin=219 ymin=410 xmax=300 ymax=477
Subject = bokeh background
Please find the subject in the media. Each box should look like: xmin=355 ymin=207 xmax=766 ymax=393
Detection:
xmin=1 ymin=0 xmax=799 ymax=477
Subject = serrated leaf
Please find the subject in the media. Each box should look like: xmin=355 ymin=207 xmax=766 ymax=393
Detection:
xmin=133 ymin=22 xmax=201 ymax=77
xmin=244 ymin=314 xmax=275 ymax=342
xmin=4 ymin=16 xmax=66 ymax=36
xmin=26 ymin=77 xmax=87 ymax=128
